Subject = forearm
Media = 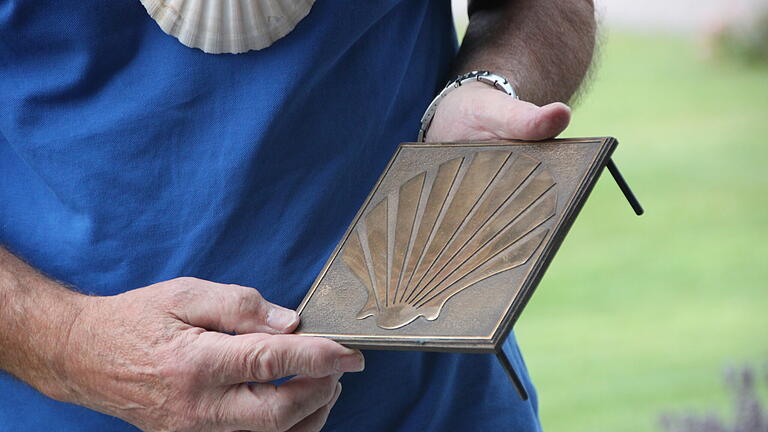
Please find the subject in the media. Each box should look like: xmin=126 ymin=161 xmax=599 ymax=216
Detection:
xmin=1 ymin=246 xmax=360 ymax=430
xmin=457 ymin=0 xmax=596 ymax=105
xmin=0 ymin=247 xmax=85 ymax=400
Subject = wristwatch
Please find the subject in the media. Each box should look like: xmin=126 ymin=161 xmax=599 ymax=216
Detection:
xmin=417 ymin=70 xmax=518 ymax=142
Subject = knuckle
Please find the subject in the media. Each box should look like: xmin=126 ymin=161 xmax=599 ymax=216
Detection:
xmin=162 ymin=277 xmax=205 ymax=309
xmin=236 ymin=287 xmax=263 ymax=314
xmin=172 ymin=276 xmax=202 ymax=290
xmin=249 ymin=340 xmax=283 ymax=380
xmin=174 ymin=276 xmax=196 ymax=284
xmin=248 ymin=287 xmax=265 ymax=302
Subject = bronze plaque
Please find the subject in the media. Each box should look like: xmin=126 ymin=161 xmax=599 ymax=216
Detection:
xmin=297 ymin=137 xmax=633 ymax=354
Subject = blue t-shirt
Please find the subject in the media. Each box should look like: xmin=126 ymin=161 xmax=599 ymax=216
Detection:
xmin=0 ymin=1 xmax=541 ymax=430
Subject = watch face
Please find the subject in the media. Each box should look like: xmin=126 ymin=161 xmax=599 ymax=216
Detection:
xmin=297 ymin=138 xmax=617 ymax=353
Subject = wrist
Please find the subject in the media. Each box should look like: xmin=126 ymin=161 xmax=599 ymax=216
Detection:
xmin=0 ymin=248 xmax=98 ymax=402
xmin=42 ymin=290 xmax=92 ymax=402
xmin=12 ymin=279 xmax=92 ymax=402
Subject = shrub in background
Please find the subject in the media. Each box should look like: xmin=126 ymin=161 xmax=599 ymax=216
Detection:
xmin=659 ymin=364 xmax=768 ymax=432
xmin=701 ymin=6 xmax=768 ymax=65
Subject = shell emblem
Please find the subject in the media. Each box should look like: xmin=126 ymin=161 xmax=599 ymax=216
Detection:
xmin=140 ymin=0 xmax=315 ymax=54
xmin=342 ymin=150 xmax=558 ymax=329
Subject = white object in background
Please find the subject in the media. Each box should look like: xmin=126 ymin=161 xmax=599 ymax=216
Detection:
xmin=140 ymin=0 xmax=315 ymax=54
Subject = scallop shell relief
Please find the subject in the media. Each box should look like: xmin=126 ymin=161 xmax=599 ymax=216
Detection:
xmin=342 ymin=150 xmax=558 ymax=330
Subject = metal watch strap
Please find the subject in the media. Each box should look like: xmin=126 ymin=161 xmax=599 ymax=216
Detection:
xmin=417 ymin=70 xmax=518 ymax=142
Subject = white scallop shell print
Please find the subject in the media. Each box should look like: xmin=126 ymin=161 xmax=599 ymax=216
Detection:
xmin=342 ymin=150 xmax=558 ymax=330
xmin=140 ymin=0 xmax=315 ymax=54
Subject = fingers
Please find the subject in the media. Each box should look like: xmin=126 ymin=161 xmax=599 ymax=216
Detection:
xmin=199 ymin=332 xmax=364 ymax=384
xmin=219 ymin=376 xmax=342 ymax=432
xmin=478 ymin=90 xmax=571 ymax=141
xmin=286 ymin=382 xmax=342 ymax=432
xmin=169 ymin=277 xmax=299 ymax=334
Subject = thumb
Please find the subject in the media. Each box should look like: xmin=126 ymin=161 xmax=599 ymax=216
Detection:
xmin=483 ymin=94 xmax=572 ymax=141
xmin=170 ymin=278 xmax=299 ymax=334
xmin=427 ymin=84 xmax=572 ymax=142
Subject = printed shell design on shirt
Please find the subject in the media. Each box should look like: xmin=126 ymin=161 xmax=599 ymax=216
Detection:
xmin=140 ymin=0 xmax=315 ymax=54
xmin=342 ymin=150 xmax=558 ymax=330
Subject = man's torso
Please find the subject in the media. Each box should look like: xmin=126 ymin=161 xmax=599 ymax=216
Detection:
xmin=0 ymin=1 xmax=540 ymax=430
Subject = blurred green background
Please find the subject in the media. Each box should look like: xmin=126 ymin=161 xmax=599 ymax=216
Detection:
xmin=456 ymin=4 xmax=768 ymax=431
xmin=516 ymin=31 xmax=768 ymax=432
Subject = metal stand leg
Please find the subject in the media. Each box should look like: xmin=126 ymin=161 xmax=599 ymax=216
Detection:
xmin=495 ymin=350 xmax=529 ymax=401
xmin=606 ymin=158 xmax=644 ymax=216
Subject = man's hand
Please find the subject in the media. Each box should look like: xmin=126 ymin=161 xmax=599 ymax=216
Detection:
xmin=425 ymin=82 xmax=571 ymax=143
xmin=48 ymin=277 xmax=363 ymax=432
xmin=438 ymin=0 xmax=595 ymax=143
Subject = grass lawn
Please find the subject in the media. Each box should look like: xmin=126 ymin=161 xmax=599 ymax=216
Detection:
xmin=513 ymin=31 xmax=768 ymax=432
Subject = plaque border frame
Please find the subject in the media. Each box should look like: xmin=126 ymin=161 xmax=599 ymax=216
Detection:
xmin=296 ymin=137 xmax=620 ymax=353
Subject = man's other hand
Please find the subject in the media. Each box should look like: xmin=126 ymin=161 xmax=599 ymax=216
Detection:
xmin=55 ymin=277 xmax=363 ymax=432
xmin=425 ymin=81 xmax=572 ymax=143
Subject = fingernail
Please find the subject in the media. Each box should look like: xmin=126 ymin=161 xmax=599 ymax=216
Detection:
xmin=266 ymin=308 xmax=299 ymax=331
xmin=336 ymin=352 xmax=365 ymax=373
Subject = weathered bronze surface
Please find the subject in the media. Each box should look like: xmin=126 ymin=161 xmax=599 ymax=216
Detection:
xmin=297 ymin=138 xmax=625 ymax=353
xmin=342 ymin=150 xmax=556 ymax=330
